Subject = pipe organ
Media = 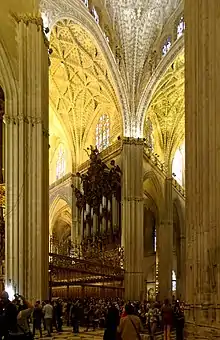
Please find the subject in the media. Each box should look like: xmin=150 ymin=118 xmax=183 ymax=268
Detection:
xmin=73 ymin=146 xmax=122 ymax=252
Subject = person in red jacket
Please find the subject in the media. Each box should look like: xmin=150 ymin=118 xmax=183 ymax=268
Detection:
xmin=161 ymin=299 xmax=173 ymax=340
xmin=120 ymin=305 xmax=127 ymax=318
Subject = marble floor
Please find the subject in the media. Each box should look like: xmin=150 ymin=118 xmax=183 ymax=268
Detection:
xmin=35 ymin=326 xmax=176 ymax=340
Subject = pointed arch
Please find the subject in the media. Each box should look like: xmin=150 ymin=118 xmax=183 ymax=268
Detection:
xmin=143 ymin=170 xmax=164 ymax=200
xmin=173 ymin=197 xmax=185 ymax=236
xmin=137 ymin=37 xmax=184 ymax=137
xmin=0 ymin=38 xmax=18 ymax=118
xmin=49 ymin=195 xmax=71 ymax=234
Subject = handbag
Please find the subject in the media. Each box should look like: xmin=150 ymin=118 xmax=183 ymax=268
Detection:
xmin=128 ymin=316 xmax=142 ymax=340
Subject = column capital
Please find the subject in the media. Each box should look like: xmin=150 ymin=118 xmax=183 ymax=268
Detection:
xmin=11 ymin=12 xmax=49 ymax=48
xmin=11 ymin=12 xmax=43 ymax=28
xmin=4 ymin=115 xmax=44 ymax=125
xmin=122 ymin=137 xmax=145 ymax=146
xmin=122 ymin=196 xmax=144 ymax=202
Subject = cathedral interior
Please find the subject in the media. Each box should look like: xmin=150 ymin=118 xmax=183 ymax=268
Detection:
xmin=0 ymin=0 xmax=219 ymax=338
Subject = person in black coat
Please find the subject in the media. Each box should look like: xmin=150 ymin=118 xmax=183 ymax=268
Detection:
xmin=33 ymin=301 xmax=43 ymax=338
xmin=174 ymin=301 xmax=184 ymax=340
xmin=103 ymin=304 xmax=120 ymax=340
xmin=70 ymin=301 xmax=81 ymax=334
xmin=0 ymin=291 xmax=18 ymax=339
xmin=56 ymin=300 xmax=63 ymax=332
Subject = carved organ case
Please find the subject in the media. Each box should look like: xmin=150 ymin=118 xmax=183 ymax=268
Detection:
xmin=74 ymin=146 xmax=122 ymax=253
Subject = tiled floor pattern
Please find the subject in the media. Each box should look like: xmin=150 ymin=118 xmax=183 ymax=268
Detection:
xmin=35 ymin=328 xmax=103 ymax=340
xmin=35 ymin=327 xmax=176 ymax=340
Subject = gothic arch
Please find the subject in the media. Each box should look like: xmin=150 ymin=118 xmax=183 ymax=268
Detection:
xmin=0 ymin=38 xmax=18 ymax=117
xmin=143 ymin=170 xmax=164 ymax=202
xmin=173 ymin=197 xmax=185 ymax=236
xmin=40 ymin=0 xmax=130 ymax=135
xmin=143 ymin=196 xmax=158 ymax=256
xmin=137 ymin=37 xmax=184 ymax=137
xmin=49 ymin=195 xmax=71 ymax=234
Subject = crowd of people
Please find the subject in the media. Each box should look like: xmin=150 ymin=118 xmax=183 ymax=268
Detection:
xmin=0 ymin=292 xmax=185 ymax=340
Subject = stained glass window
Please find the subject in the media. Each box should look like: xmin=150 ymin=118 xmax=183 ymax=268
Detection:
xmin=172 ymin=142 xmax=185 ymax=185
xmin=96 ymin=114 xmax=110 ymax=151
xmin=177 ymin=16 xmax=185 ymax=39
xmin=162 ymin=37 xmax=172 ymax=56
xmin=153 ymin=226 xmax=157 ymax=252
xmin=56 ymin=145 xmax=65 ymax=180
xmin=41 ymin=12 xmax=50 ymax=38
xmin=82 ymin=0 xmax=89 ymax=7
xmin=172 ymin=270 xmax=176 ymax=292
xmin=92 ymin=7 xmax=99 ymax=24
xmin=104 ymin=32 xmax=110 ymax=43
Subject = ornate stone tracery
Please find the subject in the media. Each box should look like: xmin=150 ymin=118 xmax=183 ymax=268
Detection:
xmin=40 ymin=0 xmax=184 ymax=137
xmin=145 ymin=53 xmax=185 ymax=162
xmin=40 ymin=0 xmax=130 ymax=135
xmin=49 ymin=18 xmax=123 ymax=163
xmin=105 ymin=0 xmax=182 ymax=101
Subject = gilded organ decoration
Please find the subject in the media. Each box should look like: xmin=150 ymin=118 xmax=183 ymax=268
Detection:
xmin=73 ymin=146 xmax=122 ymax=248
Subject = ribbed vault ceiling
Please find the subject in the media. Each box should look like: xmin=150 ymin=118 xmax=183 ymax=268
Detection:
xmin=105 ymin=0 xmax=182 ymax=101
xmin=146 ymin=53 xmax=185 ymax=161
xmin=49 ymin=19 xmax=121 ymax=162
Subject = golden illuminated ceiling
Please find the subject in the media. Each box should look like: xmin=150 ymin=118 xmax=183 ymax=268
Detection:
xmin=49 ymin=19 xmax=122 ymax=164
xmin=146 ymin=53 xmax=185 ymax=162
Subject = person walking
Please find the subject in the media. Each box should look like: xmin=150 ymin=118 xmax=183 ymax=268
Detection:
xmin=43 ymin=301 xmax=53 ymax=337
xmin=103 ymin=303 xmax=119 ymax=340
xmin=118 ymin=304 xmax=143 ymax=340
xmin=174 ymin=301 xmax=184 ymax=340
xmin=161 ymin=299 xmax=173 ymax=340
xmin=70 ymin=301 xmax=81 ymax=335
xmin=33 ymin=301 xmax=43 ymax=338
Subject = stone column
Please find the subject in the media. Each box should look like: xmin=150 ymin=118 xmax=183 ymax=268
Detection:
xmin=178 ymin=232 xmax=186 ymax=300
xmin=158 ymin=168 xmax=173 ymax=301
xmin=4 ymin=15 xmax=49 ymax=301
xmin=185 ymin=1 xmax=220 ymax=337
xmin=121 ymin=138 xmax=144 ymax=300
xmin=71 ymin=176 xmax=79 ymax=243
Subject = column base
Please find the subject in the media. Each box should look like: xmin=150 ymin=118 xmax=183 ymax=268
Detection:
xmin=185 ymin=304 xmax=220 ymax=339
xmin=124 ymin=272 xmax=144 ymax=301
xmin=185 ymin=322 xmax=220 ymax=339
